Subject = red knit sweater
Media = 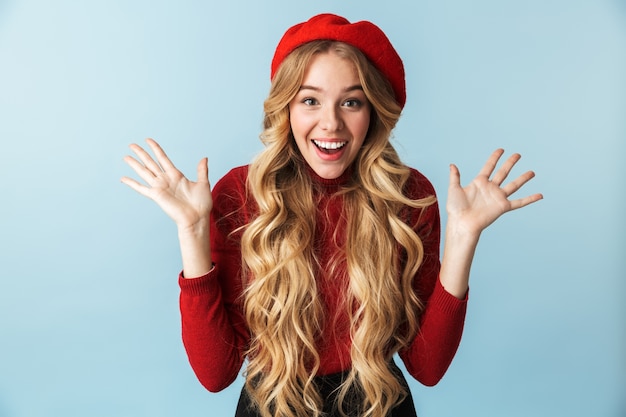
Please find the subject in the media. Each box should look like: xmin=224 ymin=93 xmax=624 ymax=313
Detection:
xmin=178 ymin=165 xmax=467 ymax=393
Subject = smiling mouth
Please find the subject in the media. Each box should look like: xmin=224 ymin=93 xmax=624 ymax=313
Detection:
xmin=312 ymin=140 xmax=347 ymax=154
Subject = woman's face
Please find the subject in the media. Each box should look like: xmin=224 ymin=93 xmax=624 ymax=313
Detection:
xmin=288 ymin=51 xmax=371 ymax=180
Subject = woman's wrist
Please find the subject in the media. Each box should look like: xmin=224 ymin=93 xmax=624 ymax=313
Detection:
xmin=444 ymin=215 xmax=482 ymax=243
xmin=177 ymin=217 xmax=210 ymax=239
xmin=177 ymin=219 xmax=213 ymax=279
xmin=439 ymin=218 xmax=481 ymax=299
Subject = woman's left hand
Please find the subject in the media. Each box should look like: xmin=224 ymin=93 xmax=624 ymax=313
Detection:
xmin=446 ymin=149 xmax=543 ymax=237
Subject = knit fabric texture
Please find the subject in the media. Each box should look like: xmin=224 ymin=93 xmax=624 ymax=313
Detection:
xmin=178 ymin=165 xmax=468 ymax=393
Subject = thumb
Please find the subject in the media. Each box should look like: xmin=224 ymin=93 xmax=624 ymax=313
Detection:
xmin=197 ymin=158 xmax=209 ymax=183
xmin=449 ymin=163 xmax=461 ymax=189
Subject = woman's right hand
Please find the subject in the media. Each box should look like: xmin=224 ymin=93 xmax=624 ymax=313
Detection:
xmin=121 ymin=138 xmax=213 ymax=233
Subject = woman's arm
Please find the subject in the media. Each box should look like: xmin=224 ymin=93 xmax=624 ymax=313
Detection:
xmin=122 ymin=141 xmax=249 ymax=391
xmin=121 ymin=138 xmax=214 ymax=278
xmin=401 ymin=150 xmax=542 ymax=385
xmin=179 ymin=167 xmax=251 ymax=391
xmin=440 ymin=149 xmax=543 ymax=298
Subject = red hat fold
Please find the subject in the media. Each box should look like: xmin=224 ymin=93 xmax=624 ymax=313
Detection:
xmin=271 ymin=13 xmax=406 ymax=108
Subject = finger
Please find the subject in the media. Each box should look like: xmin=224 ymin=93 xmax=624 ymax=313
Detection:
xmin=448 ymin=163 xmax=461 ymax=188
xmin=120 ymin=176 xmax=153 ymax=199
xmin=502 ymin=170 xmax=536 ymax=197
xmin=491 ymin=153 xmax=521 ymax=186
xmin=477 ymin=148 xmax=505 ymax=179
xmin=123 ymin=155 xmax=160 ymax=184
xmin=129 ymin=143 xmax=163 ymax=176
xmin=509 ymin=193 xmax=543 ymax=211
xmin=145 ymin=138 xmax=179 ymax=173
xmin=197 ymin=157 xmax=209 ymax=184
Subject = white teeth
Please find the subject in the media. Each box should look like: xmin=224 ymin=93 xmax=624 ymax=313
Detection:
xmin=313 ymin=140 xmax=347 ymax=150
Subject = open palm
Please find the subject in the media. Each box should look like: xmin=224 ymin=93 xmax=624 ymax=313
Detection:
xmin=121 ymin=139 xmax=213 ymax=231
xmin=447 ymin=149 xmax=542 ymax=236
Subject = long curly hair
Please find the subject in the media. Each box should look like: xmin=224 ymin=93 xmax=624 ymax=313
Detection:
xmin=240 ymin=40 xmax=436 ymax=417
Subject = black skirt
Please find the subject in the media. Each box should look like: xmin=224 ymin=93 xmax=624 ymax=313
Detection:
xmin=234 ymin=360 xmax=417 ymax=417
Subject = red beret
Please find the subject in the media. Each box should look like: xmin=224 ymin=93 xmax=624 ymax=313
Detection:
xmin=271 ymin=13 xmax=406 ymax=108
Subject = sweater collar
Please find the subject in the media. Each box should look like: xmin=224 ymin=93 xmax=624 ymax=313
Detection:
xmin=305 ymin=164 xmax=353 ymax=188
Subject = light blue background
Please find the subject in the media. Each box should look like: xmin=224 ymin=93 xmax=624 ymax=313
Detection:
xmin=0 ymin=1 xmax=624 ymax=416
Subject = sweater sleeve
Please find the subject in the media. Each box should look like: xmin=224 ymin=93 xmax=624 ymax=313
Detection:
xmin=398 ymin=169 xmax=468 ymax=386
xmin=179 ymin=166 xmax=251 ymax=392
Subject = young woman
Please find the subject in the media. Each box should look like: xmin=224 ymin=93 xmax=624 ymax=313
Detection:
xmin=122 ymin=13 xmax=542 ymax=417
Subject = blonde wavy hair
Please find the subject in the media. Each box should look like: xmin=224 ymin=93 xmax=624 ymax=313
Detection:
xmin=240 ymin=41 xmax=436 ymax=417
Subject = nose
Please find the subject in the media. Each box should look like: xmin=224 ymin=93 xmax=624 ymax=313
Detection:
xmin=319 ymin=104 xmax=343 ymax=132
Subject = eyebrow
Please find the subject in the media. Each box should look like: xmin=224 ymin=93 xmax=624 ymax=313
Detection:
xmin=299 ymin=84 xmax=364 ymax=93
